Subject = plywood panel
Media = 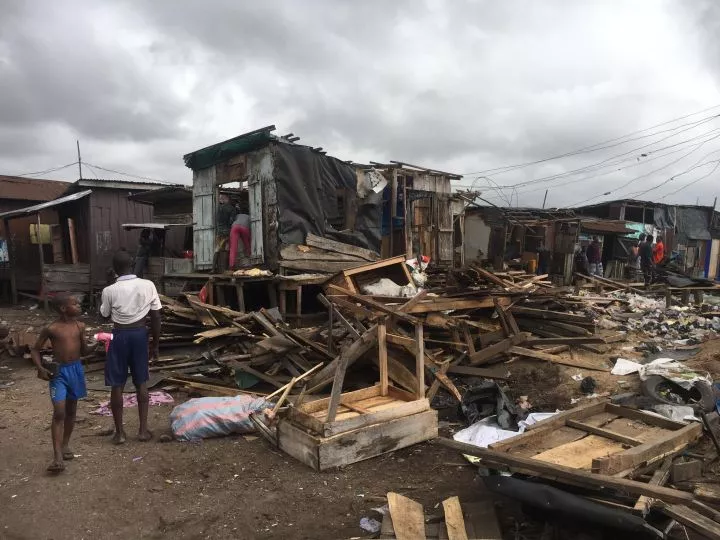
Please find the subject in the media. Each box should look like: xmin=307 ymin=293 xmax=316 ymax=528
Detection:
xmin=531 ymin=435 xmax=625 ymax=469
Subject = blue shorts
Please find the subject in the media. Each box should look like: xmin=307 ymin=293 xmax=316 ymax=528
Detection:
xmin=49 ymin=361 xmax=87 ymax=403
xmin=105 ymin=327 xmax=150 ymax=387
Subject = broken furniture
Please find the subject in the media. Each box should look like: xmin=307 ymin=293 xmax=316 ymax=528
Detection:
xmin=277 ymin=322 xmax=438 ymax=470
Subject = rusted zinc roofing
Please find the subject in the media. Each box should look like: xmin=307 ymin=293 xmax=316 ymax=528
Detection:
xmin=0 ymin=176 xmax=71 ymax=201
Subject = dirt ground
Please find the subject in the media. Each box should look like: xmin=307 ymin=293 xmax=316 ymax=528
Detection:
xmin=0 ymin=306 xmax=482 ymax=540
xmin=1 ymin=303 xmax=719 ymax=540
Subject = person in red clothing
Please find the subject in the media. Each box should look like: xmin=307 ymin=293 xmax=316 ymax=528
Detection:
xmin=653 ymin=236 xmax=665 ymax=265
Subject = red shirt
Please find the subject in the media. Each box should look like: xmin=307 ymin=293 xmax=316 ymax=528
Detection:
xmin=653 ymin=241 xmax=664 ymax=264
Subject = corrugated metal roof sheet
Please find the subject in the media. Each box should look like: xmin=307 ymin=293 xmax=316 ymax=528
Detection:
xmin=71 ymin=178 xmax=178 ymax=191
xmin=183 ymin=125 xmax=276 ymax=170
xmin=0 ymin=190 xmax=92 ymax=220
xmin=0 ymin=176 xmax=71 ymax=201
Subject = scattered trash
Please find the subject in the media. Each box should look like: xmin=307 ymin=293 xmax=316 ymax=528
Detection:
xmin=359 ymin=517 xmax=381 ymax=533
xmin=580 ymin=376 xmax=597 ymax=395
xmin=91 ymin=391 xmax=174 ymax=416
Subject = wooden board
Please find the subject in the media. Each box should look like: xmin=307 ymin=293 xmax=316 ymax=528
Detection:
xmin=659 ymin=503 xmax=720 ymax=540
xmin=279 ymin=409 xmax=438 ymax=471
xmin=531 ymin=435 xmax=625 ymax=469
xmin=279 ymin=244 xmax=367 ymax=262
xmin=406 ymin=296 xmax=510 ymax=314
xmin=305 ymin=232 xmax=379 ymax=262
xmin=280 ymin=260 xmax=366 ymax=273
xmin=468 ymin=333 xmax=530 ymax=365
xmin=508 ymin=346 xmax=609 ymax=371
xmin=388 ymin=492 xmax=427 ymax=540
xmin=442 ymin=497 xmax=468 ymax=540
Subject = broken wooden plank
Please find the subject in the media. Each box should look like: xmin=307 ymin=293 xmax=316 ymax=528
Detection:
xmin=396 ymin=289 xmax=428 ymax=313
xmin=378 ymin=320 xmax=389 ymax=396
xmin=437 ymin=438 xmax=696 ymax=504
xmin=634 ymin=456 xmax=672 ymax=515
xmin=524 ymin=337 xmax=607 ymax=346
xmin=327 ymin=284 xmax=422 ymax=324
xmin=305 ymin=232 xmax=379 ymax=261
xmin=510 ymin=305 xmax=593 ymax=325
xmin=387 ymin=492 xmax=427 ymax=540
xmin=306 ymin=325 xmax=379 ymax=390
xmin=280 ymin=244 xmax=367 ymax=262
xmin=446 ymin=365 xmax=510 ymax=380
xmin=658 ymin=503 xmax=720 ymax=540
xmin=508 ymin=346 xmax=609 ymax=371
xmin=592 ymin=422 xmax=703 ymax=475
xmin=442 ymin=497 xmax=469 ymax=540
xmin=566 ymin=419 xmax=643 ymax=446
xmin=407 ymin=296 xmax=510 ymax=314
xmin=468 ymin=333 xmax=530 ymax=365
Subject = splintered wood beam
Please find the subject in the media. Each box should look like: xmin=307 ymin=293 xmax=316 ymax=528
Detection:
xmin=378 ymin=320 xmax=388 ymax=396
xmin=387 ymin=492 xmax=427 ymax=540
xmin=327 ymin=284 xmax=422 ymax=324
xmin=306 ymin=325 xmax=379 ymax=390
xmin=468 ymin=333 xmax=530 ymax=365
xmin=395 ymin=289 xmax=428 ymax=313
xmin=508 ymin=346 xmax=610 ymax=371
xmin=415 ymin=323 xmax=425 ymax=400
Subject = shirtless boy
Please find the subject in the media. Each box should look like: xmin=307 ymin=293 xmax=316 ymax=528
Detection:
xmin=31 ymin=293 xmax=88 ymax=473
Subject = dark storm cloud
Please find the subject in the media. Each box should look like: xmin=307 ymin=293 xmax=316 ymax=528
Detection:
xmin=0 ymin=2 xmax=185 ymax=144
xmin=0 ymin=0 xmax=717 ymax=207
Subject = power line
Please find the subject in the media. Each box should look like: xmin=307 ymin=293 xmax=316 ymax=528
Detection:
xmin=568 ymin=141 xmax=713 ymax=207
xmin=460 ymin=104 xmax=720 ymax=176
xmin=11 ymin=162 xmax=79 ymax=177
xmin=84 ymin=162 xmax=168 ymax=183
xmin=657 ymin=161 xmax=720 ymax=200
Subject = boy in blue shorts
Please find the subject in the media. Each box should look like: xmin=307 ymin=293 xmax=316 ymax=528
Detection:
xmin=31 ymin=293 xmax=88 ymax=473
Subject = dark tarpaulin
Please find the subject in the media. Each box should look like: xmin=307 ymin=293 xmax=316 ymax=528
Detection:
xmin=653 ymin=206 xmax=674 ymax=230
xmin=273 ymin=143 xmax=382 ymax=252
xmin=675 ymin=207 xmax=711 ymax=241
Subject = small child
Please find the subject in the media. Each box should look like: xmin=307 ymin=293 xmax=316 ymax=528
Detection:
xmin=31 ymin=293 xmax=88 ymax=473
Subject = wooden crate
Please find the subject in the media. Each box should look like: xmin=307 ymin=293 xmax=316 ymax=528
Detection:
xmin=277 ymin=320 xmax=437 ymax=470
xmin=278 ymin=407 xmax=437 ymax=471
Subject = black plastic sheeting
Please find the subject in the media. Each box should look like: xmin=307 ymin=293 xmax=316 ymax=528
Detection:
xmin=653 ymin=206 xmax=675 ymax=230
xmin=675 ymin=207 xmax=711 ymax=241
xmin=273 ymin=143 xmax=382 ymax=252
xmin=483 ymin=476 xmax=660 ymax=537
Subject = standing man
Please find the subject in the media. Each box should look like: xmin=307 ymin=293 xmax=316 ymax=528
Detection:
xmin=100 ymin=250 xmax=161 ymax=444
xmin=639 ymin=234 xmax=654 ymax=287
xmin=587 ymin=236 xmax=603 ymax=276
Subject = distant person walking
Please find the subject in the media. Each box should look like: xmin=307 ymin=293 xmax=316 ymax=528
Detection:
xmin=100 ymin=251 xmax=162 ymax=444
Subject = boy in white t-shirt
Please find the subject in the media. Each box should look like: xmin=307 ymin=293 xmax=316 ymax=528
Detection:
xmin=100 ymin=250 xmax=162 ymax=444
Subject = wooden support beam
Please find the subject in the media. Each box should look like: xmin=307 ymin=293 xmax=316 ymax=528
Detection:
xmin=415 ymin=323 xmax=425 ymax=400
xmin=634 ymin=456 xmax=672 ymax=515
xmin=510 ymin=305 xmax=593 ymax=324
xmin=378 ymin=320 xmax=388 ymax=396
xmin=436 ymin=438 xmax=696 ymax=505
xmin=446 ymin=365 xmax=510 ymax=380
xmin=396 ymin=289 xmax=428 ymax=313
xmin=508 ymin=346 xmax=610 ymax=371
xmin=306 ymin=325 xmax=378 ymax=389
xmin=327 ymin=284 xmax=422 ymax=324
xmin=566 ymin=419 xmax=643 ymax=446
xmin=468 ymin=333 xmax=530 ymax=365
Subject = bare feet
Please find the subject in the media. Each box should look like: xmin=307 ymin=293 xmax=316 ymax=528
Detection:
xmin=62 ymin=448 xmax=75 ymax=460
xmin=47 ymin=460 xmax=65 ymax=473
xmin=111 ymin=431 xmax=127 ymax=445
xmin=138 ymin=430 xmax=153 ymax=442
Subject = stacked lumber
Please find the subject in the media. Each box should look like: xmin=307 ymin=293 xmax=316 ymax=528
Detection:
xmin=156 ymin=294 xmax=333 ymax=395
xmin=278 ymin=233 xmax=379 ymax=274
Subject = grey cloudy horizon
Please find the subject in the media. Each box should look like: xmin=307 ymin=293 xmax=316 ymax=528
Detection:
xmin=1 ymin=0 xmax=719 ymax=208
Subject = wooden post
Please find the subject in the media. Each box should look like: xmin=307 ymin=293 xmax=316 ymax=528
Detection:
xmin=693 ymin=290 xmax=703 ymax=306
xmin=681 ymin=290 xmax=690 ymax=306
xmin=665 ymin=288 xmax=672 ymax=309
xmin=36 ymin=214 xmax=48 ymax=312
xmin=327 ymin=302 xmax=334 ymax=355
xmin=295 ymin=285 xmax=302 ymax=319
xmin=378 ymin=319 xmax=388 ymax=396
xmin=67 ymin=218 xmax=79 ymax=264
xmin=415 ymin=323 xmax=425 ymax=399
xmin=4 ymin=218 xmax=17 ymax=305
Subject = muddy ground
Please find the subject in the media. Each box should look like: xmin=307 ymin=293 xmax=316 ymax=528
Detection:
xmin=1 ymin=304 xmax=719 ymax=539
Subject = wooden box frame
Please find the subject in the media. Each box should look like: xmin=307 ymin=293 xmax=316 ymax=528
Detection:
xmin=277 ymin=320 xmax=438 ymax=470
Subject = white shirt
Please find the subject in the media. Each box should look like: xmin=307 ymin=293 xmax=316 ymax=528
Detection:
xmin=100 ymin=275 xmax=162 ymax=324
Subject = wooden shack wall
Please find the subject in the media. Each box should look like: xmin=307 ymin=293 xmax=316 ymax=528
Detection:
xmin=1 ymin=200 xmax=61 ymax=292
xmin=86 ymin=189 xmax=153 ymax=287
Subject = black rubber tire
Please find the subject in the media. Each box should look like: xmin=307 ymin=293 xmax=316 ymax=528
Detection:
xmin=641 ymin=375 xmax=685 ymax=405
xmin=641 ymin=375 xmax=717 ymax=412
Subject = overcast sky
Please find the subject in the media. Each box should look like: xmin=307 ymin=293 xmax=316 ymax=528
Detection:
xmin=1 ymin=0 xmax=719 ymax=208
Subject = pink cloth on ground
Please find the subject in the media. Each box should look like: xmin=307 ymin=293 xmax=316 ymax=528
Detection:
xmin=90 ymin=390 xmax=174 ymax=416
